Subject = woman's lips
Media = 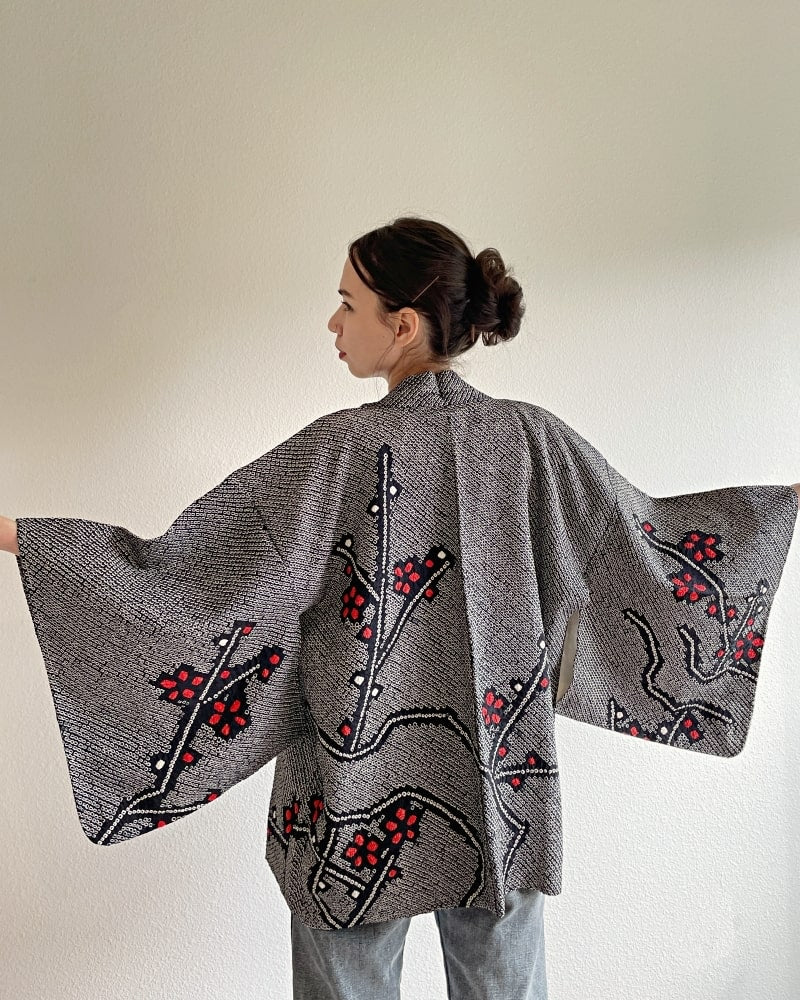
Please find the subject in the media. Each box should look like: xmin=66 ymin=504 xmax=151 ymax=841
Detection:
xmin=338 ymin=351 xmax=346 ymax=358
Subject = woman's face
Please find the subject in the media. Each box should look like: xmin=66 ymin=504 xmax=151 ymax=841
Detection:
xmin=328 ymin=257 xmax=425 ymax=380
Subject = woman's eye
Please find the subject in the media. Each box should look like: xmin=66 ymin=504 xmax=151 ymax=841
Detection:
xmin=340 ymin=301 xmax=351 ymax=311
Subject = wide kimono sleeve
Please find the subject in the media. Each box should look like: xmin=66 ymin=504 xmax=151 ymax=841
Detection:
xmin=14 ymin=411 xmax=354 ymax=845
xmin=519 ymin=402 xmax=798 ymax=757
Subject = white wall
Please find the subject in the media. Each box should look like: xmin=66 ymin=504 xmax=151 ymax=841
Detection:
xmin=1 ymin=2 xmax=798 ymax=998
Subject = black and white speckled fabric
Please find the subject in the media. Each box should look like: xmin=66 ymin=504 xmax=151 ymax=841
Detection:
xmin=15 ymin=369 xmax=798 ymax=929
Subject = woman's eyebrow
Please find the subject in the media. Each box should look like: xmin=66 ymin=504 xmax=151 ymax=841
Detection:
xmin=338 ymin=288 xmax=354 ymax=299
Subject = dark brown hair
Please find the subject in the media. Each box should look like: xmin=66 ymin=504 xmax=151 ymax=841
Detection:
xmin=347 ymin=216 xmax=525 ymax=363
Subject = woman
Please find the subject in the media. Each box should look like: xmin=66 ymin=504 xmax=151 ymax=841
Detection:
xmin=3 ymin=216 xmax=799 ymax=1000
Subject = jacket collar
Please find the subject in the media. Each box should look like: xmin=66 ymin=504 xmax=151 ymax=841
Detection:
xmin=362 ymin=369 xmax=490 ymax=411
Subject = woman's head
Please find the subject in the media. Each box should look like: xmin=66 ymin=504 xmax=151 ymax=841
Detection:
xmin=328 ymin=216 xmax=525 ymax=385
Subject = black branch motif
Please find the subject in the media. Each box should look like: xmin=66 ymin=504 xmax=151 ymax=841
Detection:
xmin=270 ymin=442 xmax=561 ymax=923
xmin=96 ymin=620 xmax=281 ymax=843
xmin=269 ymin=785 xmax=484 ymax=929
xmin=636 ymin=519 xmax=769 ymax=681
xmin=330 ymin=443 xmax=456 ymax=752
xmin=307 ymin=787 xmax=485 ymax=929
xmin=607 ymin=519 xmax=775 ymax=748
xmin=280 ymin=635 xmax=560 ymax=916
xmin=477 ymin=636 xmax=559 ymax=882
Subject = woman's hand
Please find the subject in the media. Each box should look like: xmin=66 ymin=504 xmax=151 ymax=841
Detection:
xmin=0 ymin=516 xmax=19 ymax=556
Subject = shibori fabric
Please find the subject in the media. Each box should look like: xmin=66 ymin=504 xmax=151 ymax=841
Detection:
xmin=15 ymin=369 xmax=798 ymax=929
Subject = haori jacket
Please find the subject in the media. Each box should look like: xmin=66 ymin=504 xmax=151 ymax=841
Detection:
xmin=14 ymin=368 xmax=799 ymax=930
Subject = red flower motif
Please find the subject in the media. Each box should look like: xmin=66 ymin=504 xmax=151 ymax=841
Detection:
xmin=671 ymin=569 xmax=709 ymax=604
xmin=339 ymin=580 xmax=373 ymax=623
xmin=381 ymin=803 xmax=420 ymax=845
xmin=679 ymin=530 xmax=723 ymax=565
xmin=343 ymin=830 xmax=382 ymax=869
xmin=393 ymin=557 xmax=423 ymax=595
xmin=734 ymin=629 xmax=765 ymax=663
xmin=309 ymin=796 xmax=324 ymax=824
xmin=203 ymin=693 xmax=250 ymax=739
xmin=152 ymin=647 xmax=281 ymax=740
xmin=153 ymin=664 xmax=208 ymax=702
xmin=480 ymin=688 xmax=506 ymax=726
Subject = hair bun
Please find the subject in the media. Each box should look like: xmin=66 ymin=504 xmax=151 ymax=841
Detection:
xmin=467 ymin=248 xmax=525 ymax=347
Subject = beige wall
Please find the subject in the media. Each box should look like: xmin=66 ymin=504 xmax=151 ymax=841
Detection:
xmin=1 ymin=2 xmax=799 ymax=997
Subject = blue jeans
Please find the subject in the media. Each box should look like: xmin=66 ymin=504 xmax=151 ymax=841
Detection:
xmin=291 ymin=889 xmax=548 ymax=999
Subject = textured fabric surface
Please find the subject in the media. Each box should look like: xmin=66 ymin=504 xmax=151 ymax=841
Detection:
xmin=15 ymin=369 xmax=799 ymax=929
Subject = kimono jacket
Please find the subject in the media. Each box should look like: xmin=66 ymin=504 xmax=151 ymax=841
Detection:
xmin=14 ymin=368 xmax=799 ymax=930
